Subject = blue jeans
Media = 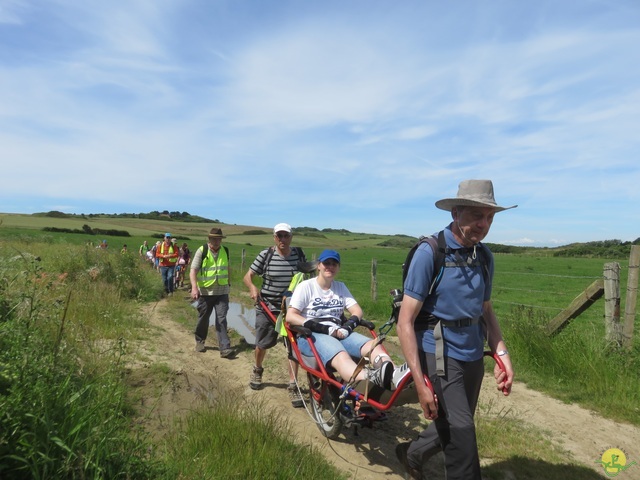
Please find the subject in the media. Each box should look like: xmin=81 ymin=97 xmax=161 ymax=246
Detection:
xmin=298 ymin=331 xmax=369 ymax=367
xmin=160 ymin=266 xmax=176 ymax=293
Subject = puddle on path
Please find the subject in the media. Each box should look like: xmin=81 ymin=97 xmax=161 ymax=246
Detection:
xmin=192 ymin=301 xmax=256 ymax=344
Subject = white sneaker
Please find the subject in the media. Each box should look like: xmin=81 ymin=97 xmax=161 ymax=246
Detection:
xmin=392 ymin=362 xmax=411 ymax=390
xmin=365 ymin=360 xmax=393 ymax=389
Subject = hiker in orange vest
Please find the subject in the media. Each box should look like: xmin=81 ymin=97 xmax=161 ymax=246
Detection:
xmin=156 ymin=233 xmax=179 ymax=296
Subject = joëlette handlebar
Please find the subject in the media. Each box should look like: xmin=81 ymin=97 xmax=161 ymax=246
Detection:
xmin=485 ymin=351 xmax=508 ymax=394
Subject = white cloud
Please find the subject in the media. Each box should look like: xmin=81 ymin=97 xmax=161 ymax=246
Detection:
xmin=1 ymin=0 xmax=639 ymax=245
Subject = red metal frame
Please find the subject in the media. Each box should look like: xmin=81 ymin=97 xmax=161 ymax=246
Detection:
xmin=259 ymin=299 xmax=432 ymax=411
xmin=259 ymin=300 xmax=507 ymax=412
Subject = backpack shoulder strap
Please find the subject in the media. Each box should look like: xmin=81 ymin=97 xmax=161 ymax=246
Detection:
xmin=199 ymin=244 xmax=208 ymax=274
xmin=429 ymin=230 xmax=447 ymax=294
xmin=293 ymin=246 xmax=306 ymax=262
xmin=262 ymin=246 xmax=276 ymax=269
xmin=402 ymin=230 xmax=446 ymax=295
xmin=476 ymin=242 xmax=490 ymax=283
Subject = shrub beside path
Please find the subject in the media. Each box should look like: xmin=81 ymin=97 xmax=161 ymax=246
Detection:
xmin=129 ymin=299 xmax=640 ymax=479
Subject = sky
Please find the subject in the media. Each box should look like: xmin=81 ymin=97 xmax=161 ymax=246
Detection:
xmin=1 ymin=0 xmax=639 ymax=247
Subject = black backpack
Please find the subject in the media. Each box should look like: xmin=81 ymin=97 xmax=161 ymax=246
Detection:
xmin=201 ymin=243 xmax=229 ymax=261
xmin=401 ymin=230 xmax=490 ymax=299
xmin=262 ymin=246 xmax=306 ymax=271
xmin=399 ymin=229 xmax=490 ymax=376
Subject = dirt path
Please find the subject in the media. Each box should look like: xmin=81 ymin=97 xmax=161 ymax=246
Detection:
xmin=129 ymin=298 xmax=640 ymax=479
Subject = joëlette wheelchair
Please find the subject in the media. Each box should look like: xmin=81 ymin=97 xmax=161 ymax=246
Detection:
xmin=259 ymin=262 xmax=506 ymax=440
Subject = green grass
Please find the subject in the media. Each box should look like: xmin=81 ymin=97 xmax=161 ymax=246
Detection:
xmin=0 ymin=237 xmax=347 ymax=479
xmin=0 ymin=242 xmax=166 ymax=479
xmin=476 ymin=396 xmax=604 ymax=480
xmin=2 ymin=217 xmax=639 ymax=478
xmin=161 ymin=389 xmax=346 ymax=479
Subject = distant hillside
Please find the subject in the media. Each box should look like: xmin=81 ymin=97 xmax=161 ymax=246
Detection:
xmin=25 ymin=211 xmax=640 ymax=259
xmin=34 ymin=210 xmax=217 ymax=223
xmin=550 ymin=238 xmax=640 ymax=258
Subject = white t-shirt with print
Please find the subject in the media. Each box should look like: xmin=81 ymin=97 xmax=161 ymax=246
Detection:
xmin=289 ymin=278 xmax=358 ymax=324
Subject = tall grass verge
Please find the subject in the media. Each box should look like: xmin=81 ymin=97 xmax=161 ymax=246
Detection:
xmin=501 ymin=305 xmax=640 ymax=425
xmin=0 ymin=239 xmax=348 ymax=478
xmin=0 ymin=242 xmax=165 ymax=479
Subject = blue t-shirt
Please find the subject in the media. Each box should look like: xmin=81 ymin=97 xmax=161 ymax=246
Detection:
xmin=403 ymin=225 xmax=494 ymax=362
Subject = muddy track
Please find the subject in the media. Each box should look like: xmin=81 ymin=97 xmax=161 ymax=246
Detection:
xmin=128 ymin=298 xmax=640 ymax=479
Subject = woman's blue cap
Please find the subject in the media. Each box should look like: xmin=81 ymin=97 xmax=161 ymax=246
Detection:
xmin=318 ymin=249 xmax=340 ymax=263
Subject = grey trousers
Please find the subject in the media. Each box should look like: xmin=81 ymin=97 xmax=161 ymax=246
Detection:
xmin=407 ymin=353 xmax=484 ymax=480
xmin=194 ymin=294 xmax=231 ymax=350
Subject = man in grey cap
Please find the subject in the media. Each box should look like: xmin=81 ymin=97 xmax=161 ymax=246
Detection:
xmin=190 ymin=228 xmax=235 ymax=358
xmin=395 ymin=180 xmax=516 ymax=480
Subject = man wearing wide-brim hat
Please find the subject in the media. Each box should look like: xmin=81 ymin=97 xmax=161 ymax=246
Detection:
xmin=190 ymin=228 xmax=236 ymax=358
xmin=396 ymin=180 xmax=516 ymax=480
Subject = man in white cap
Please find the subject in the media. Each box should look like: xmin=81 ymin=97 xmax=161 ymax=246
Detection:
xmin=243 ymin=223 xmax=307 ymax=407
xmin=396 ymin=180 xmax=516 ymax=480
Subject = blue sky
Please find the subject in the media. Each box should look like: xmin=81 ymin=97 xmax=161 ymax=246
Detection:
xmin=1 ymin=1 xmax=639 ymax=247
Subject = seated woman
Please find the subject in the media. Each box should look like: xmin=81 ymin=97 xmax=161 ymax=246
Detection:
xmin=286 ymin=249 xmax=401 ymax=390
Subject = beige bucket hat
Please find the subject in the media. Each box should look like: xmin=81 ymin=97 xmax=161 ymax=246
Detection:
xmin=435 ymin=179 xmax=517 ymax=212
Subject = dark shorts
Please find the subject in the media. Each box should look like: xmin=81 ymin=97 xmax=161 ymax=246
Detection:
xmin=254 ymin=304 xmax=279 ymax=350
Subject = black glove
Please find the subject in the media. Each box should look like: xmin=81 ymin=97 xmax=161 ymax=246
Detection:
xmin=303 ymin=320 xmax=331 ymax=335
xmin=342 ymin=316 xmax=360 ymax=334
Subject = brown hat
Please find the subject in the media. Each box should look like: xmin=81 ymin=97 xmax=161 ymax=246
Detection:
xmin=208 ymin=228 xmax=226 ymax=239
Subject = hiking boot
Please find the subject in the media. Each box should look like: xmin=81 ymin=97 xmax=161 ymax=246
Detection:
xmin=392 ymin=362 xmax=412 ymax=390
xmin=395 ymin=442 xmax=423 ymax=480
xmin=195 ymin=341 xmax=206 ymax=353
xmin=288 ymin=383 xmax=304 ymax=408
xmin=220 ymin=348 xmax=236 ymax=359
xmin=250 ymin=366 xmax=264 ymax=390
xmin=365 ymin=360 xmax=393 ymax=389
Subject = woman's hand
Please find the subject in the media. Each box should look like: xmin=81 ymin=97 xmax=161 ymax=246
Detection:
xmin=328 ymin=325 xmax=349 ymax=339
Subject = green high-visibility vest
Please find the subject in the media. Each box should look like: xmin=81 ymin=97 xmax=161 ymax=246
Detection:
xmin=196 ymin=245 xmax=229 ymax=287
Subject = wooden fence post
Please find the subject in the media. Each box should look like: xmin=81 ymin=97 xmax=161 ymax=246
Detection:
xmin=371 ymin=259 xmax=378 ymax=301
xmin=623 ymin=245 xmax=639 ymax=349
xmin=603 ymin=262 xmax=622 ymax=345
xmin=546 ymin=279 xmax=604 ymax=336
xmin=241 ymin=248 xmax=246 ymax=272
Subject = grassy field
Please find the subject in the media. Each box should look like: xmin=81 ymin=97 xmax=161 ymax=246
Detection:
xmin=1 ymin=213 xmax=638 ymax=478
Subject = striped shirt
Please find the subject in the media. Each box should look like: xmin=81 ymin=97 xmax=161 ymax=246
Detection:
xmin=250 ymin=246 xmax=305 ymax=306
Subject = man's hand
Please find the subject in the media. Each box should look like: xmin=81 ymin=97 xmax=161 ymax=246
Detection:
xmin=494 ymin=358 xmax=514 ymax=395
xmin=417 ymin=380 xmax=438 ymax=420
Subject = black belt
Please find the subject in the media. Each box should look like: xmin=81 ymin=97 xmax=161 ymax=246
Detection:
xmin=414 ymin=313 xmax=479 ymax=330
xmin=414 ymin=313 xmax=482 ymax=377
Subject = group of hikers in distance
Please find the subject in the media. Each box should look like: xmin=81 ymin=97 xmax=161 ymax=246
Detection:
xmin=138 ymin=235 xmax=191 ymax=294
xmin=142 ymin=178 xmax=516 ymax=480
